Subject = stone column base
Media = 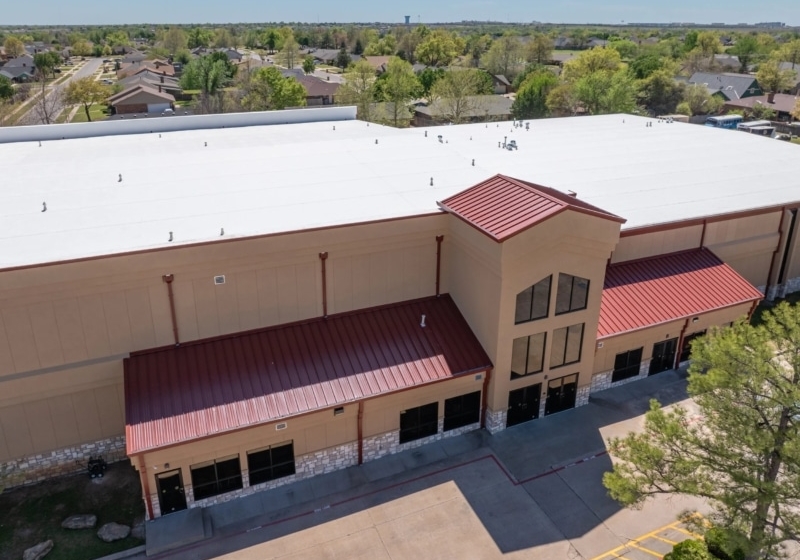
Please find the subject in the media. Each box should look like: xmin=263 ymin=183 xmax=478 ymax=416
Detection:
xmin=484 ymin=408 xmax=507 ymax=434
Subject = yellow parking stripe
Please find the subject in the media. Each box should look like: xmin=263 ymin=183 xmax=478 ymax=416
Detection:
xmin=590 ymin=518 xmax=702 ymax=560
xmin=630 ymin=542 xmax=666 ymax=558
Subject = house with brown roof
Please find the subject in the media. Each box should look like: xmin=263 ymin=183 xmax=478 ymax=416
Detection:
xmin=116 ymin=60 xmax=175 ymax=80
xmin=294 ymin=74 xmax=340 ymax=105
xmin=363 ymin=55 xmax=391 ymax=73
xmin=107 ymin=84 xmax=175 ymax=115
xmin=723 ymin=93 xmax=800 ymax=121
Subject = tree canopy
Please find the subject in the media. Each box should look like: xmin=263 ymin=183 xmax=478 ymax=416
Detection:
xmin=241 ymin=67 xmax=306 ymax=111
xmin=64 ymin=77 xmax=110 ymax=122
xmin=512 ymin=69 xmax=558 ymax=119
xmin=604 ymin=302 xmax=800 ymax=560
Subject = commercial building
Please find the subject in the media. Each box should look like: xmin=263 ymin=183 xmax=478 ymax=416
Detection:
xmin=0 ymin=108 xmax=798 ymax=519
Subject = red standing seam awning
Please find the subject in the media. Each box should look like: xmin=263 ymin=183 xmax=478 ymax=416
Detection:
xmin=598 ymin=248 xmax=763 ymax=339
xmin=124 ymin=294 xmax=492 ymax=455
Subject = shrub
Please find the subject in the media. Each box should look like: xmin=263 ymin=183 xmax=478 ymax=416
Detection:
xmin=704 ymin=527 xmax=746 ymax=560
xmin=664 ymin=539 xmax=713 ymax=560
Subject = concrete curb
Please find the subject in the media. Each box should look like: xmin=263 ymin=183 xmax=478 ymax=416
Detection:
xmin=93 ymin=544 xmax=145 ymax=560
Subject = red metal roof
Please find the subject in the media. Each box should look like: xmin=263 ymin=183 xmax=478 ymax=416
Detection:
xmin=124 ymin=295 xmax=492 ymax=455
xmin=598 ymin=248 xmax=763 ymax=339
xmin=438 ymin=174 xmax=625 ymax=242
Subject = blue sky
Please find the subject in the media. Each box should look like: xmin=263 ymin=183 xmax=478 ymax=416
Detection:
xmin=3 ymin=0 xmax=798 ymax=26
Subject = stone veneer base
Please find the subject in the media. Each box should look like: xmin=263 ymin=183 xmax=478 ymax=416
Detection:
xmin=591 ymin=359 xmax=652 ymax=394
xmin=0 ymin=436 xmax=127 ymax=489
xmin=178 ymin=420 xmax=481 ymax=516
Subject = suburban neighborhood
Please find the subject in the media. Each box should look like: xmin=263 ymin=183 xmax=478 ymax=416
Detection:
xmin=1 ymin=9 xmax=800 ymax=560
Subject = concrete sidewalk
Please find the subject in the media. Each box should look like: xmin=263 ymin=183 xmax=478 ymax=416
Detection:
xmin=141 ymin=369 xmax=691 ymax=559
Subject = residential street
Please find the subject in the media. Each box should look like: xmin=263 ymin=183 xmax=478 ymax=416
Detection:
xmin=20 ymin=57 xmax=103 ymax=125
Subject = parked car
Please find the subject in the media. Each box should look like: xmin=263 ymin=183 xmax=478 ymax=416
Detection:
xmin=101 ymin=79 xmax=114 ymax=85
xmin=162 ymin=108 xmax=174 ymax=115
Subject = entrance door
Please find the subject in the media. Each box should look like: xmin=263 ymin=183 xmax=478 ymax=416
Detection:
xmin=507 ymin=384 xmax=541 ymax=427
xmin=649 ymin=338 xmax=678 ymax=375
xmin=545 ymin=374 xmax=578 ymax=416
xmin=157 ymin=470 xmax=187 ymax=515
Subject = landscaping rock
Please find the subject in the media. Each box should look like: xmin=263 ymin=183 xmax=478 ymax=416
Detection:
xmin=61 ymin=514 xmax=97 ymax=529
xmin=23 ymin=540 xmax=53 ymax=560
xmin=97 ymin=522 xmax=130 ymax=542
xmin=131 ymin=516 xmax=145 ymax=540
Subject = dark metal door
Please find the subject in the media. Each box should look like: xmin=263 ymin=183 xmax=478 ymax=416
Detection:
xmin=545 ymin=374 xmax=578 ymax=416
xmin=157 ymin=470 xmax=187 ymax=515
xmin=506 ymin=384 xmax=541 ymax=427
xmin=649 ymin=338 xmax=678 ymax=375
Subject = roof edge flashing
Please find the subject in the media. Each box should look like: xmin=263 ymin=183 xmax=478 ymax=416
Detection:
xmin=0 ymin=106 xmax=358 ymax=145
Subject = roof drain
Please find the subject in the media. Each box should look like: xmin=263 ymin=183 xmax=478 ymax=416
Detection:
xmin=319 ymin=252 xmax=329 ymax=318
xmin=162 ymin=274 xmax=180 ymax=346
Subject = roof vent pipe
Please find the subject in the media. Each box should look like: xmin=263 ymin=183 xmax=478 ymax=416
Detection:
xmin=204 ymin=141 xmax=207 ymax=147
xmin=430 ymin=177 xmax=433 ymax=186
xmin=333 ymin=125 xmax=335 ymax=130
xmin=39 ymin=141 xmax=42 ymax=147
xmin=168 ymin=231 xmax=173 ymax=242
xmin=472 ymin=159 xmax=475 ymax=166
xmin=220 ymin=227 xmax=225 ymax=236
xmin=41 ymin=202 xmax=47 ymax=212
xmin=118 ymin=173 xmax=122 ymax=182
xmin=424 ymin=130 xmax=427 ymax=137
xmin=567 ymin=190 xmax=577 ymax=197
xmin=420 ymin=314 xmax=426 ymax=328
xmin=375 ymin=139 xmax=378 ymax=144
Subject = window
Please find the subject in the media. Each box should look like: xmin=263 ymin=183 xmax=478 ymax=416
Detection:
xmin=555 ymin=274 xmax=589 ymax=315
xmin=511 ymin=332 xmax=547 ymax=379
xmin=247 ymin=442 xmax=296 ymax=486
xmin=612 ymin=348 xmax=643 ymax=383
xmin=515 ymin=276 xmax=552 ymax=324
xmin=190 ymin=455 xmax=243 ymax=501
xmin=399 ymin=402 xmax=438 ymax=444
xmin=550 ymin=323 xmax=584 ymax=368
xmin=443 ymin=391 xmax=481 ymax=431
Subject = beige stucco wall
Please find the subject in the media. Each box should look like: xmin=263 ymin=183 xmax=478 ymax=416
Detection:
xmin=136 ymin=374 xmax=484 ymax=494
xmin=593 ymin=302 xmax=755 ymax=373
xmin=445 ymin=210 xmax=621 ymax=414
xmin=0 ymin=215 xmax=447 ymax=460
xmin=612 ymin=211 xmax=785 ymax=289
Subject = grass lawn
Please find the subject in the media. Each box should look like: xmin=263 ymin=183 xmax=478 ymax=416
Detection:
xmin=0 ymin=463 xmax=144 ymax=560
xmin=751 ymin=291 xmax=800 ymax=326
xmin=70 ymin=103 xmax=110 ymax=123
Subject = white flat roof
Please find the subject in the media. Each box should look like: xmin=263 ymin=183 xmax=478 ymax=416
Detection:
xmin=2 ymin=112 xmax=799 ymax=269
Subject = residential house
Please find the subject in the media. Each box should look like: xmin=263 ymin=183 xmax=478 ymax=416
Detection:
xmin=310 ymin=49 xmax=341 ymax=65
xmin=412 ymin=95 xmax=513 ymax=126
xmin=107 ymin=84 xmax=176 ymax=115
xmin=491 ymin=74 xmax=511 ymax=95
xmin=117 ymin=60 xmax=175 ymax=80
xmin=688 ymin=72 xmax=762 ymax=101
xmin=121 ymin=50 xmax=148 ymax=64
xmin=723 ymin=93 xmax=800 ymax=121
xmin=363 ymin=56 xmax=391 ymax=73
xmin=0 ymin=54 xmax=35 ymax=82
xmin=295 ymin=75 xmax=340 ymax=105
xmin=118 ymin=71 xmax=182 ymax=97
xmin=220 ymin=48 xmax=243 ymax=62
xmin=713 ymin=54 xmax=744 ymax=72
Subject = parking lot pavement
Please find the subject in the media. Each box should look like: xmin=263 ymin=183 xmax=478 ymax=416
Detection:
xmin=590 ymin=519 xmax=702 ymax=560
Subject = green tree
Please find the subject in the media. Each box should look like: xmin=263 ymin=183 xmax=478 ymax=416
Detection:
xmin=414 ymin=30 xmax=464 ymax=67
xmin=353 ymin=38 xmax=364 ymax=55
xmin=792 ymin=98 xmax=800 ymax=121
xmin=174 ymin=49 xmax=191 ymax=65
xmin=0 ymin=75 xmax=14 ymax=100
xmin=482 ymin=34 xmax=524 ymax=81
xmin=375 ymin=57 xmax=420 ymax=127
xmin=511 ymin=69 xmax=558 ymax=119
xmin=278 ymin=33 xmax=300 ymax=69
xmin=71 ymin=39 xmax=92 ymax=57
xmin=629 ymin=53 xmax=663 ymax=79
xmin=302 ymin=55 xmax=315 ymax=75
xmin=781 ymin=39 xmax=800 ymax=69
xmin=364 ymin=34 xmax=397 ymax=56
xmin=683 ymin=30 xmax=699 ymax=53
xmin=680 ymin=84 xmax=723 ymax=115
xmin=335 ymin=46 xmax=352 ymax=69
xmin=106 ymin=31 xmax=130 ymax=48
xmin=603 ymin=302 xmax=800 ymax=560
xmin=188 ymin=27 xmax=213 ymax=49
xmin=663 ymin=539 xmax=712 ymax=560
xmin=162 ymin=28 xmax=188 ymax=55
xmin=428 ymin=68 xmax=492 ymax=124
xmin=562 ymin=47 xmax=623 ymax=82
xmin=525 ymin=33 xmax=553 ymax=65
xmin=181 ymin=54 xmax=230 ymax=95
xmin=608 ymin=39 xmax=638 ymax=60
xmin=731 ymin=34 xmax=759 ymax=73
xmin=574 ymin=69 xmax=637 ymax=115
xmin=242 ymin=66 xmax=307 ymax=111
xmin=749 ymin=101 xmax=776 ymax=120
xmin=338 ymin=59 xmax=378 ymax=121
xmin=465 ymin=33 xmax=491 ymax=68
xmin=757 ymin=58 xmax=795 ymax=93
xmin=546 ymin=83 xmax=580 ymax=116
xmin=637 ymin=70 xmax=685 ymax=115
xmin=214 ymin=28 xmax=236 ymax=49
xmin=64 ymin=77 xmax=110 ymax=122
xmin=33 ymin=51 xmax=60 ymax=78
xmin=418 ymin=67 xmax=445 ymax=95
xmin=696 ymin=31 xmax=722 ymax=67
xmin=3 ymin=36 xmax=25 ymax=58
